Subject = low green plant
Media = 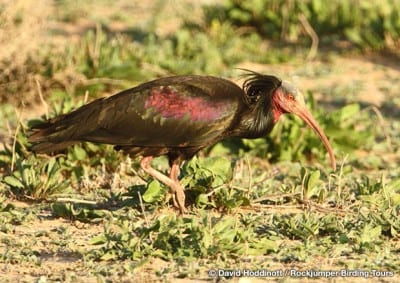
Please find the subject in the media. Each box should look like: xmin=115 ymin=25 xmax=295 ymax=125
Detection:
xmin=210 ymin=0 xmax=400 ymax=50
xmin=2 ymin=156 xmax=69 ymax=200
xmin=88 ymin=212 xmax=277 ymax=261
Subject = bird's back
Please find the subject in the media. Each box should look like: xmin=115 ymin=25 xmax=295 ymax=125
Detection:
xmin=29 ymin=75 xmax=245 ymax=155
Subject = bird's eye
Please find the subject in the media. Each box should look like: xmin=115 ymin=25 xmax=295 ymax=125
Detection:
xmin=287 ymin=94 xmax=295 ymax=101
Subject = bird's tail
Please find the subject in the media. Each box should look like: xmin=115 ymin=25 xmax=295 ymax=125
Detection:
xmin=28 ymin=115 xmax=79 ymax=154
xmin=28 ymin=100 xmax=102 ymax=154
xmin=28 ymin=124 xmax=77 ymax=153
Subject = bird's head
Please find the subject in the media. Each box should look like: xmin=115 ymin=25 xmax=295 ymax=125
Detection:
xmin=242 ymin=70 xmax=336 ymax=170
xmin=272 ymin=80 xmax=336 ymax=170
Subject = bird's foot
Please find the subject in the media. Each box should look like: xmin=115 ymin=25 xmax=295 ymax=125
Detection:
xmin=140 ymin=156 xmax=187 ymax=214
xmin=168 ymin=181 xmax=187 ymax=214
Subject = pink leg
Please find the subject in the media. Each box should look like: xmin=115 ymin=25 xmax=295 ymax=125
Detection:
xmin=140 ymin=156 xmax=187 ymax=213
xmin=169 ymin=161 xmax=186 ymax=211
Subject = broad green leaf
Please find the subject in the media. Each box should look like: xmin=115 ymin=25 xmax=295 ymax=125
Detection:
xmin=339 ymin=104 xmax=360 ymax=122
xmin=142 ymin=180 xmax=166 ymax=203
xmin=307 ymin=170 xmax=320 ymax=191
xmin=196 ymin=193 xmax=211 ymax=208
xmin=89 ymin=235 xmax=107 ymax=245
xmin=360 ymin=225 xmax=381 ymax=244
xmin=202 ymin=229 xmax=212 ymax=250
xmin=250 ymin=238 xmax=277 ymax=254
xmin=51 ymin=203 xmax=72 ymax=218
xmin=200 ymin=157 xmax=232 ymax=179
xmin=306 ymin=170 xmax=321 ymax=198
xmin=73 ymin=145 xmax=87 ymax=161
xmin=390 ymin=194 xmax=400 ymax=206
xmin=213 ymin=216 xmax=235 ymax=234
xmin=100 ymin=251 xmax=117 ymax=261
xmin=200 ymin=157 xmax=233 ymax=186
xmin=3 ymin=176 xmax=24 ymax=189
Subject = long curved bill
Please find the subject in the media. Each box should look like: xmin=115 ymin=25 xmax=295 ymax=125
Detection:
xmin=295 ymin=106 xmax=336 ymax=170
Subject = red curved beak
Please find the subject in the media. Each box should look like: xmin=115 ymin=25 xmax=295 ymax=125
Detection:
xmin=273 ymin=83 xmax=336 ymax=170
xmin=275 ymin=82 xmax=336 ymax=170
xmin=294 ymin=106 xmax=336 ymax=170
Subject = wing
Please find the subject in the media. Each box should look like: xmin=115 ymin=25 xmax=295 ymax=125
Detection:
xmin=85 ymin=76 xmax=243 ymax=147
xmin=29 ymin=75 xmax=245 ymax=152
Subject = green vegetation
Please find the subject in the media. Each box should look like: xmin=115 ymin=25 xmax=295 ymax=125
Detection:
xmin=0 ymin=0 xmax=399 ymax=281
xmin=219 ymin=0 xmax=400 ymax=49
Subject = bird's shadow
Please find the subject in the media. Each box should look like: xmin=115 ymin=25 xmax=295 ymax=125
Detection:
xmin=100 ymin=184 xmax=151 ymax=211
xmin=50 ymin=184 xmax=153 ymax=223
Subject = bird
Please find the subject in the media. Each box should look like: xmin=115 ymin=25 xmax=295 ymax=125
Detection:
xmin=28 ymin=71 xmax=336 ymax=213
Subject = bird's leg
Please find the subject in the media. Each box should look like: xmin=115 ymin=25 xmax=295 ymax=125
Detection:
xmin=169 ymin=160 xmax=187 ymax=213
xmin=140 ymin=156 xmax=187 ymax=213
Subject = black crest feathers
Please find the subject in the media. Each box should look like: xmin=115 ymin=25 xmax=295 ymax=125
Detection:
xmin=241 ymin=70 xmax=282 ymax=105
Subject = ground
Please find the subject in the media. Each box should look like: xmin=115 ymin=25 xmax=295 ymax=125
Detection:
xmin=2 ymin=56 xmax=399 ymax=282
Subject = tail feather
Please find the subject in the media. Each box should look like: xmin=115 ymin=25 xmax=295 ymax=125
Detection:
xmin=28 ymin=119 xmax=80 ymax=153
xmin=28 ymin=99 xmax=104 ymax=154
xmin=29 ymin=140 xmax=77 ymax=154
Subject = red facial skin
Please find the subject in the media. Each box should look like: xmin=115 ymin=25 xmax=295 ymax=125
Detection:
xmin=272 ymin=94 xmax=285 ymax=123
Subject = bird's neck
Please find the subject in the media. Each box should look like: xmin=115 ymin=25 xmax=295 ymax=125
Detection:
xmin=235 ymin=95 xmax=276 ymax=139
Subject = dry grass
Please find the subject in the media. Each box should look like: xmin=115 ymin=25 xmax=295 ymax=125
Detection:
xmin=0 ymin=0 xmax=52 ymax=105
xmin=0 ymin=0 xmax=50 ymax=65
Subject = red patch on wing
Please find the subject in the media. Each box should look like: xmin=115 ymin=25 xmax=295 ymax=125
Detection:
xmin=145 ymin=87 xmax=228 ymax=121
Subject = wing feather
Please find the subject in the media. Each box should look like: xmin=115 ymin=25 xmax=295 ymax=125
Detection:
xmin=29 ymin=75 xmax=244 ymax=153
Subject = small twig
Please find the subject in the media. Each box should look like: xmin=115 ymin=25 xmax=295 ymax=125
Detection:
xmin=138 ymin=192 xmax=150 ymax=229
xmin=94 ymin=22 xmax=101 ymax=64
xmin=11 ymin=109 xmax=23 ymax=172
xmin=245 ymin=155 xmax=253 ymax=199
xmin=84 ymin=77 xmax=126 ymax=86
xmin=206 ymin=185 xmax=226 ymax=197
xmin=84 ymin=90 xmax=89 ymax=104
xmin=298 ymin=199 xmax=353 ymax=216
xmin=337 ymin=154 xmax=348 ymax=201
xmin=298 ymin=13 xmax=319 ymax=61
xmin=252 ymin=169 xmax=277 ymax=187
xmin=253 ymin=192 xmax=301 ymax=203
xmin=242 ymin=204 xmax=305 ymax=214
xmin=56 ymin=197 xmax=97 ymax=205
xmin=134 ymin=167 xmax=150 ymax=184
xmin=370 ymin=106 xmax=392 ymax=150
xmin=301 ymin=168 xmax=308 ymax=201
xmin=86 ymin=22 xmax=101 ymax=71
xmin=35 ymin=77 xmax=48 ymax=119
xmin=247 ymin=201 xmax=352 ymax=216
